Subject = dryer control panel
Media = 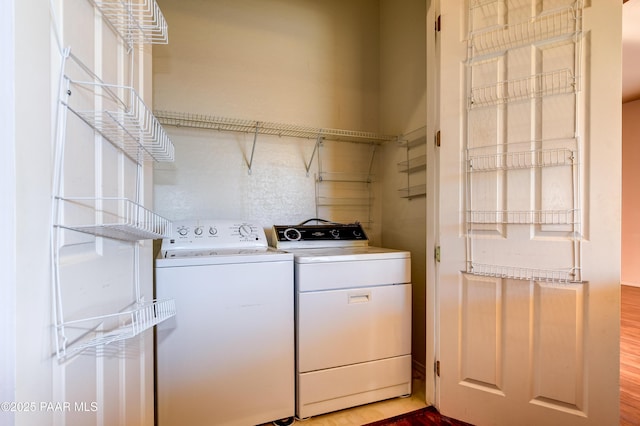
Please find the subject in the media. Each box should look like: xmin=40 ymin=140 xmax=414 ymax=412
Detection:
xmin=163 ymin=220 xmax=268 ymax=251
xmin=272 ymin=222 xmax=368 ymax=249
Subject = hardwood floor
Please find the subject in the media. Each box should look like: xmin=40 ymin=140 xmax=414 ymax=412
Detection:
xmin=621 ymin=285 xmax=640 ymax=425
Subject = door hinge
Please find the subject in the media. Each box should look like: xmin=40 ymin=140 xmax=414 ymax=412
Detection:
xmin=435 ymin=130 xmax=441 ymax=147
xmin=435 ymin=15 xmax=441 ymax=32
xmin=434 ymin=246 xmax=441 ymax=263
xmin=435 ymin=360 xmax=440 ymax=377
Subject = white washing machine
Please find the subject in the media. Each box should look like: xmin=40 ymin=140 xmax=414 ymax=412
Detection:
xmin=155 ymin=220 xmax=294 ymax=426
xmin=272 ymin=221 xmax=412 ymax=420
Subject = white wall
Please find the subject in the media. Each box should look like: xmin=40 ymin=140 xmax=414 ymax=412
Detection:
xmin=153 ymin=0 xmax=385 ymax=243
xmin=622 ymin=99 xmax=640 ymax=286
xmin=378 ymin=0 xmax=428 ymax=371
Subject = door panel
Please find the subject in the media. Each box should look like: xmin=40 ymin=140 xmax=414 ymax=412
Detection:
xmin=460 ymin=275 xmax=502 ymax=390
xmin=532 ymin=283 xmax=585 ymax=411
xmin=436 ymin=1 xmax=621 ymax=425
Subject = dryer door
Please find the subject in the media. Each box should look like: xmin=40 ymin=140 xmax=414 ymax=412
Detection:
xmin=297 ymin=283 xmax=411 ymax=373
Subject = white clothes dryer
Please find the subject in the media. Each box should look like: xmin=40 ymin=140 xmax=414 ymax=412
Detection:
xmin=272 ymin=221 xmax=412 ymax=420
xmin=155 ymin=220 xmax=294 ymax=426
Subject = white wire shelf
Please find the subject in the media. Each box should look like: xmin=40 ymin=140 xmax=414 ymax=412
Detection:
xmin=64 ymin=79 xmax=174 ymax=163
xmin=154 ymin=110 xmax=398 ymax=144
xmin=469 ymin=68 xmax=576 ymax=109
xmin=398 ymin=184 xmax=427 ymax=199
xmin=91 ymin=0 xmax=168 ymax=45
xmin=467 ymin=145 xmax=576 ymax=172
xmin=317 ymin=172 xmax=374 ymax=183
xmin=316 ymin=196 xmax=372 ymax=207
xmin=469 ymin=0 xmax=499 ymax=8
xmin=57 ymin=299 xmax=176 ymax=358
xmin=397 ymin=126 xmax=427 ymax=148
xmin=56 ymin=197 xmax=172 ymax=241
xmin=466 ymin=263 xmax=579 ymax=283
xmin=466 ymin=209 xmax=579 ymax=225
xmin=468 ymin=3 xmax=581 ymax=58
xmin=398 ymin=155 xmax=427 ymax=173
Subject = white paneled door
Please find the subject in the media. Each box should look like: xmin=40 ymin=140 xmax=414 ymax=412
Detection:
xmin=50 ymin=0 xmax=157 ymax=425
xmin=434 ymin=1 xmax=621 ymax=425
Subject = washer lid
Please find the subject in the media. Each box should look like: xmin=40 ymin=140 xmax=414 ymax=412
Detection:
xmin=290 ymin=246 xmax=410 ymax=263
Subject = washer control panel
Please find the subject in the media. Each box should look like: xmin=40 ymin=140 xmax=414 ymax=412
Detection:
xmin=272 ymin=223 xmax=368 ymax=249
xmin=163 ymin=220 xmax=268 ymax=251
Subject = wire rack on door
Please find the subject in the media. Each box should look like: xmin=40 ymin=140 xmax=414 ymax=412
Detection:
xmin=63 ymin=53 xmax=174 ymax=164
xmin=51 ymin=19 xmax=175 ymax=359
xmin=55 ymin=197 xmax=172 ymax=241
xmin=464 ymin=1 xmax=584 ymax=284
xmin=467 ymin=142 xmax=576 ymax=172
xmin=89 ymin=0 xmax=169 ymax=46
xmin=466 ymin=263 xmax=576 ymax=284
xmin=57 ymin=299 xmax=176 ymax=357
xmin=468 ymin=68 xmax=577 ymax=108
xmin=468 ymin=2 xmax=581 ymax=59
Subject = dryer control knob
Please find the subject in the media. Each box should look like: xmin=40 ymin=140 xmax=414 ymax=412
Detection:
xmin=284 ymin=228 xmax=301 ymax=241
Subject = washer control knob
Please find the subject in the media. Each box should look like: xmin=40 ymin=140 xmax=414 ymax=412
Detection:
xmin=194 ymin=227 xmax=203 ymax=236
xmin=330 ymin=229 xmax=340 ymax=238
xmin=239 ymin=224 xmax=253 ymax=237
xmin=177 ymin=227 xmax=188 ymax=236
xmin=209 ymin=226 xmax=218 ymax=236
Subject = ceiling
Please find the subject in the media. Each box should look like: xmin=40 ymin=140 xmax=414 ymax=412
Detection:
xmin=623 ymin=0 xmax=640 ymax=102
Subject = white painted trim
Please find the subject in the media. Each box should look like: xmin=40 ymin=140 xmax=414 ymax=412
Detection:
xmin=0 ymin=0 xmax=17 ymax=424
xmin=425 ymin=0 xmax=439 ymax=409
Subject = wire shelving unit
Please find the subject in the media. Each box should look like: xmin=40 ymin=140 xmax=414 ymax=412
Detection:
xmin=51 ymin=0 xmax=175 ymax=359
xmin=464 ymin=1 xmax=584 ymax=284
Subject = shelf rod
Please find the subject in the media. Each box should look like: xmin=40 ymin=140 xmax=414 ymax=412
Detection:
xmin=305 ymin=134 xmax=322 ymax=177
xmin=247 ymin=122 xmax=260 ymax=174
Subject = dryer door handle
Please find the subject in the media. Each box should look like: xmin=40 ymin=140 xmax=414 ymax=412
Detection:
xmin=348 ymin=292 xmax=371 ymax=304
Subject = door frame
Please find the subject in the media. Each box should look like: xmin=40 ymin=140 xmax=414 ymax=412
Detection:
xmin=0 ymin=1 xmax=17 ymax=425
xmin=424 ymin=0 xmax=439 ymax=407
xmin=0 ymin=0 xmax=16 ymax=425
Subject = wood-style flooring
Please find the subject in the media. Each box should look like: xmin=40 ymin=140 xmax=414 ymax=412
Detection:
xmin=621 ymin=285 xmax=640 ymax=426
xmin=289 ymin=372 xmax=428 ymax=425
